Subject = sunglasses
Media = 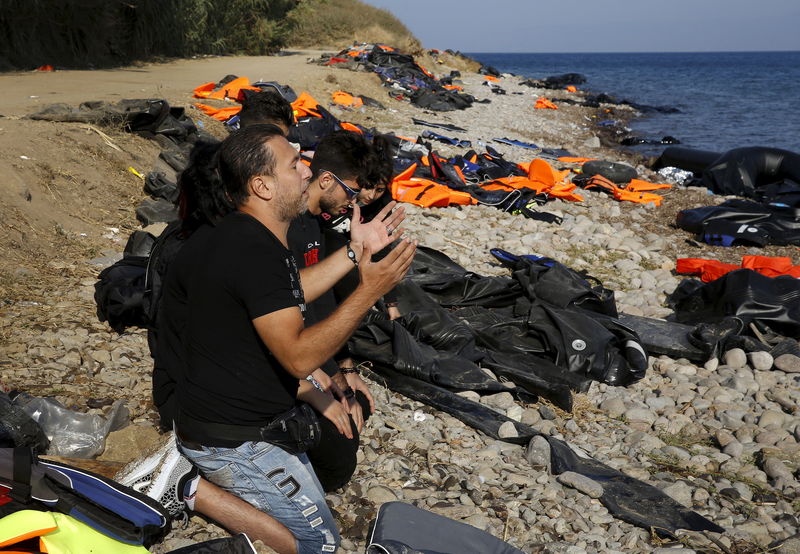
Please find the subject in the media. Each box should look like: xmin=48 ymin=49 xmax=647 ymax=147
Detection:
xmin=326 ymin=170 xmax=361 ymax=199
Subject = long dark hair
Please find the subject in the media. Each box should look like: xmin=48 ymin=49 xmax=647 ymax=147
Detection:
xmin=177 ymin=140 xmax=233 ymax=233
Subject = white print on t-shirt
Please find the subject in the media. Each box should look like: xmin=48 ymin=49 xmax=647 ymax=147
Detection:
xmin=285 ymin=254 xmax=306 ymax=319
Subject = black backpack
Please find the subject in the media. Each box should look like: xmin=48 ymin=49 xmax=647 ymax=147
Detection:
xmin=94 ymin=222 xmax=186 ymax=339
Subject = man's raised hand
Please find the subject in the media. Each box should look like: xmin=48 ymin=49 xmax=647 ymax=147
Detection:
xmin=350 ymin=201 xmax=406 ymax=254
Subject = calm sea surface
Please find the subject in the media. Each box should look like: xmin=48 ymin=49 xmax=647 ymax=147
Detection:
xmin=467 ymin=51 xmax=800 ymax=155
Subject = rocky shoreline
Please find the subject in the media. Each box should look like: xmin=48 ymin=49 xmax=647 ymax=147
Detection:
xmin=1 ymin=52 xmax=798 ymax=553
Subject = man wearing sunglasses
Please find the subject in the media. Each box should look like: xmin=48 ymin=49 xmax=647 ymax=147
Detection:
xmin=286 ymin=131 xmax=401 ymax=492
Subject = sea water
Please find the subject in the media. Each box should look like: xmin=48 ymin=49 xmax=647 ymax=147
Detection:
xmin=468 ymin=51 xmax=800 ymax=155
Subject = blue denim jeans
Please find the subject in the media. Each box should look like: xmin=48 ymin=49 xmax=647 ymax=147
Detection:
xmin=178 ymin=439 xmax=340 ymax=553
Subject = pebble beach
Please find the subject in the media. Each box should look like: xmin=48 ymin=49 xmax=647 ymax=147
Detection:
xmin=1 ymin=51 xmax=798 ymax=553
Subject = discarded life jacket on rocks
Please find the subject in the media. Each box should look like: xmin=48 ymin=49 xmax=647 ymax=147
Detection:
xmin=668 ymin=269 xmax=800 ymax=338
xmin=677 ymin=256 xmax=800 ymax=282
xmin=574 ymin=174 xmax=667 ymax=206
xmin=534 ymin=97 xmax=558 ymax=110
xmin=676 ymin=198 xmax=800 ymax=246
xmin=391 ymin=178 xmax=475 ymax=207
xmin=0 ymin=448 xmax=169 ymax=546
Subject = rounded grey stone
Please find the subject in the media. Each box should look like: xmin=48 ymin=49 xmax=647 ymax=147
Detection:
xmin=723 ymin=441 xmax=743 ymax=458
xmin=723 ymin=348 xmax=748 ymax=369
xmin=748 ymin=351 xmax=774 ymax=371
xmin=774 ymin=354 xmax=800 ymax=373
xmin=556 ymin=471 xmax=603 ymax=499
xmin=526 ymin=435 xmax=551 ymax=470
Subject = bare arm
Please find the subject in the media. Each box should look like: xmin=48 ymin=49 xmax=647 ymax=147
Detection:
xmin=254 ymin=239 xmax=416 ymax=378
xmin=299 ymin=245 xmax=361 ymax=303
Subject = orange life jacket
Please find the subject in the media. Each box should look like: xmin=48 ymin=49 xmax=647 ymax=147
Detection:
xmin=677 ymin=256 xmax=800 ymax=282
xmin=443 ymin=84 xmax=464 ymax=91
xmin=291 ymin=92 xmax=324 ymax=119
xmin=339 ymin=122 xmax=364 ymax=134
xmin=331 ymin=91 xmax=364 ymax=108
xmin=558 ymin=156 xmax=596 ymax=164
xmin=534 ymin=97 xmax=558 ymax=110
xmin=484 ymin=75 xmax=500 ymax=82
xmin=193 ymin=103 xmax=241 ymax=121
xmin=581 ymin=174 xmax=665 ymax=206
xmin=193 ymin=77 xmax=260 ymax=102
xmin=626 ymin=178 xmax=672 ymax=192
xmin=392 ymin=179 xmax=476 ymax=207
xmin=565 ymin=85 xmax=578 ymax=93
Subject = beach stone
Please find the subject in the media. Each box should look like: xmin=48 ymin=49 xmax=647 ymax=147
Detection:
xmin=732 ymin=482 xmax=753 ymax=501
xmin=736 ymin=521 xmax=771 ymax=544
xmin=624 ymin=408 xmax=656 ymax=425
xmin=774 ymin=354 xmax=800 ymax=373
xmin=497 ymin=421 xmax=518 ymax=439
xmin=526 ymin=435 xmax=551 ymax=470
xmin=662 ymin=481 xmax=693 ymax=507
xmin=481 ymin=392 xmax=515 ymax=410
xmin=748 ymin=351 xmax=774 ymax=370
xmin=506 ymin=405 xmax=523 ymax=421
xmin=539 ymin=405 xmax=557 ymax=420
xmin=759 ymin=410 xmax=786 ymax=429
xmin=521 ymin=408 xmax=541 ymax=426
xmin=464 ymin=514 xmax=492 ymax=531
xmin=723 ymin=441 xmax=743 ymax=458
xmin=599 ymin=397 xmax=626 ymax=418
xmin=366 ymin=485 xmax=397 ymax=504
xmin=716 ymin=430 xmax=736 ymax=448
xmin=456 ymin=390 xmax=481 ymax=402
xmin=661 ymin=446 xmax=691 ymax=460
xmin=557 ymin=471 xmax=603 ymax=499
xmin=723 ymin=348 xmax=747 ymax=369
xmin=704 ymin=357 xmax=719 ymax=372
xmin=763 ymin=458 xmax=794 ymax=482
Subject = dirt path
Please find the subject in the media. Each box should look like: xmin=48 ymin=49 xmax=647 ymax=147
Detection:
xmin=0 ymin=52 xmax=331 ymax=116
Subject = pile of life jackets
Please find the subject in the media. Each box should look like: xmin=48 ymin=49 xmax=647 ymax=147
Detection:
xmin=318 ymin=43 xmax=478 ymax=112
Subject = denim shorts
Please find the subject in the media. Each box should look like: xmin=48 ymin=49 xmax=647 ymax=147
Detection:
xmin=178 ymin=439 xmax=340 ymax=554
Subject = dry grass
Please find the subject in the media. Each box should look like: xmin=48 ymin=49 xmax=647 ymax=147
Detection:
xmin=286 ymin=0 xmax=420 ymax=52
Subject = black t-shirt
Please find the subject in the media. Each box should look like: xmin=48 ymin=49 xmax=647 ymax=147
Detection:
xmin=179 ymin=212 xmax=305 ymax=426
xmin=152 ymin=223 xmax=213 ymax=427
xmin=288 ymin=212 xmax=339 ymax=376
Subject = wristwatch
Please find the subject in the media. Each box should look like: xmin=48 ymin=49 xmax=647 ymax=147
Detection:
xmin=345 ymin=241 xmax=359 ymax=267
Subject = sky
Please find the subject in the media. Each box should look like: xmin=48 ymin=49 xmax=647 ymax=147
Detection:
xmin=360 ymin=0 xmax=800 ymax=53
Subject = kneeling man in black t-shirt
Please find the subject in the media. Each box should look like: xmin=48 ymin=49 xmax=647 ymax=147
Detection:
xmin=173 ymin=124 xmax=415 ymax=554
